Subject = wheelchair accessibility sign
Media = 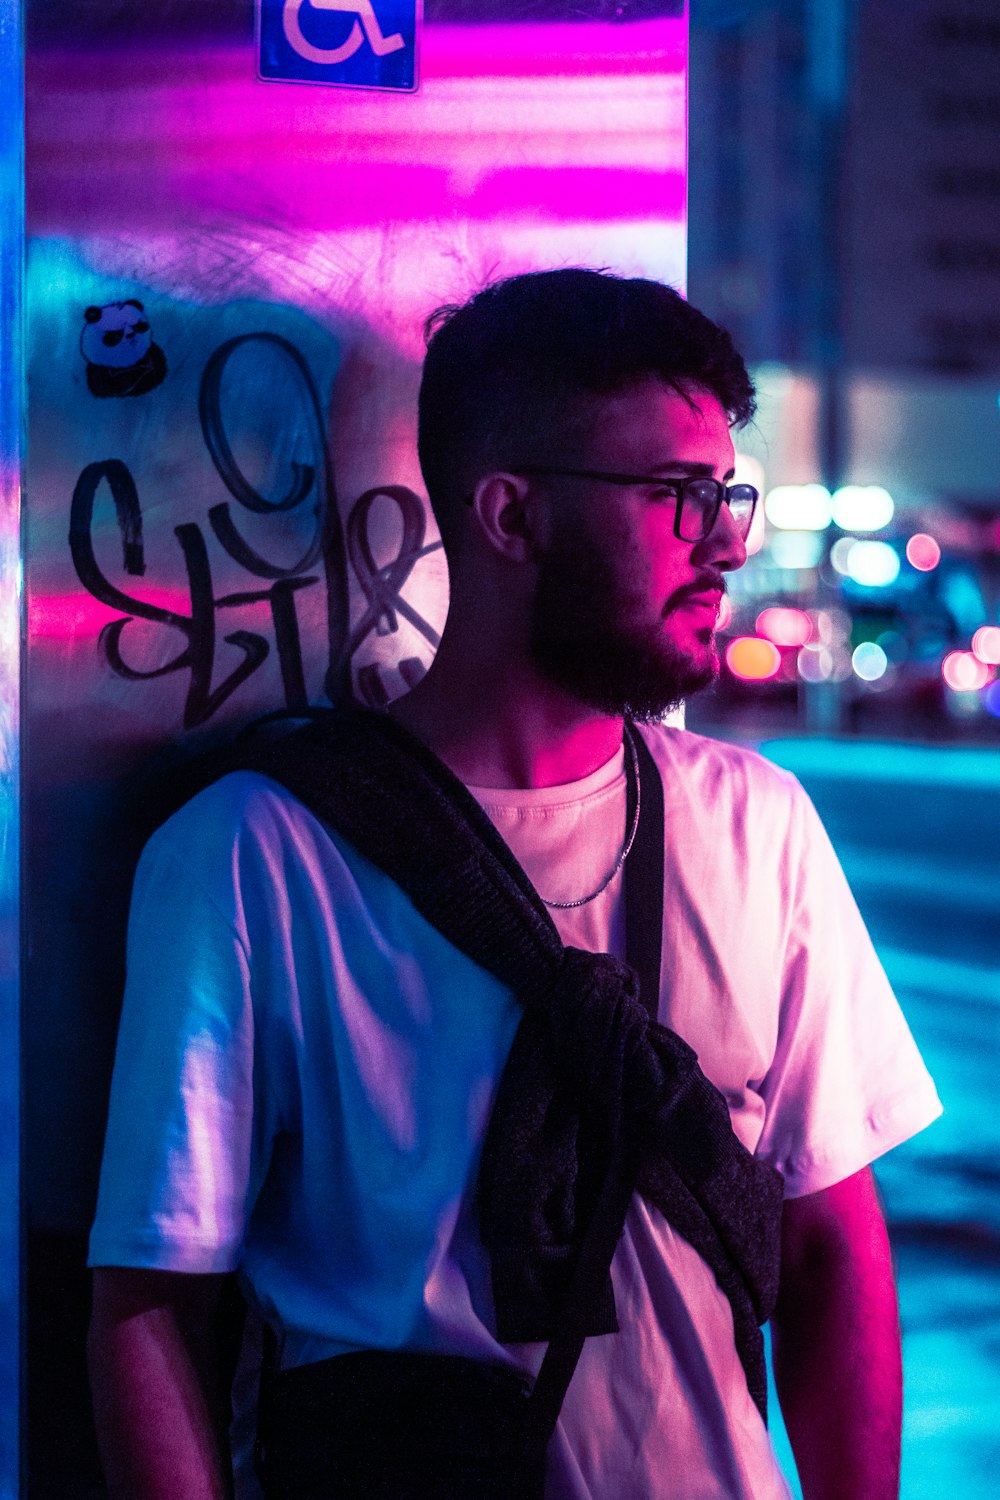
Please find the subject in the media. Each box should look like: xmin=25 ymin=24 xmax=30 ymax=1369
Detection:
xmin=258 ymin=1 xmax=420 ymax=91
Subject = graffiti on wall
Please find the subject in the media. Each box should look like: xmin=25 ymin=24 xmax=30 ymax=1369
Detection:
xmin=67 ymin=328 xmax=442 ymax=728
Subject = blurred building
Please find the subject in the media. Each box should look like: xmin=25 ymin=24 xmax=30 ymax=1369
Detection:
xmin=689 ymin=0 xmax=1000 ymax=378
xmin=686 ymin=0 xmax=1000 ymax=738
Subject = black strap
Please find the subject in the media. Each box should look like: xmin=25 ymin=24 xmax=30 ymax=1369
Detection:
xmin=520 ymin=722 xmax=665 ymax=1451
xmin=242 ymin=707 xmax=782 ymax=1439
xmin=625 ymin=726 xmax=665 ymax=1024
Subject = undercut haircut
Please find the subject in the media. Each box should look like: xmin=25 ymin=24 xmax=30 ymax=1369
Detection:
xmin=417 ymin=267 xmax=755 ymax=558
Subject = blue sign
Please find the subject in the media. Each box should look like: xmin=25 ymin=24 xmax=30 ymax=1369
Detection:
xmin=258 ymin=1 xmax=420 ymax=92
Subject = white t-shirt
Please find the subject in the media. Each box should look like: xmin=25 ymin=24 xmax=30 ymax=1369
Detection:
xmin=89 ymin=724 xmax=941 ymax=1500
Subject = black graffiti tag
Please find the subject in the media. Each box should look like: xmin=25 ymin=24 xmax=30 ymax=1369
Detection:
xmin=69 ymin=334 xmax=342 ymax=728
xmin=347 ymin=484 xmax=443 ymax=708
xmin=198 ymin=331 xmax=351 ymax=708
xmin=69 ymin=332 xmax=443 ymax=727
xmin=69 ymin=457 xmax=309 ymax=727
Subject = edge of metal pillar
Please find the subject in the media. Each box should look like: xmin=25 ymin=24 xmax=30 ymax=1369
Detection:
xmin=0 ymin=0 xmax=24 ymax=1494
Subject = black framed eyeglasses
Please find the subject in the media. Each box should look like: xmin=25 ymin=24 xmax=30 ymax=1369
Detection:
xmin=505 ymin=466 xmax=759 ymax=543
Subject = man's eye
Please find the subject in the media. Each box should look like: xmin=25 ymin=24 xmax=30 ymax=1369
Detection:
xmin=648 ymin=486 xmax=681 ymax=504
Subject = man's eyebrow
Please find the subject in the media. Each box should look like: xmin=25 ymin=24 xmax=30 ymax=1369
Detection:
xmin=650 ymin=461 xmax=737 ymax=481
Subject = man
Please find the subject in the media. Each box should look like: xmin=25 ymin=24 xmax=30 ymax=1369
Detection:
xmin=88 ymin=269 xmax=940 ymax=1499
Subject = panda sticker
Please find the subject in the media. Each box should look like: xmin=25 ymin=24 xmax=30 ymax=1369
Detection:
xmin=80 ymin=300 xmax=168 ymax=398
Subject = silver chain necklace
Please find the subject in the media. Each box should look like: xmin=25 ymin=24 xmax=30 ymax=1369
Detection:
xmin=541 ymin=725 xmax=641 ymax=910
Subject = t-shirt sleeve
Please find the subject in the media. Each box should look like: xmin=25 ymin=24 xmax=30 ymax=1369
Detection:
xmin=88 ymin=808 xmax=258 ymax=1272
xmin=754 ymin=779 xmax=942 ymax=1198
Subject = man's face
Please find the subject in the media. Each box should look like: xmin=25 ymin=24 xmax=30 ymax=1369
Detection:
xmin=528 ymin=378 xmax=745 ymax=720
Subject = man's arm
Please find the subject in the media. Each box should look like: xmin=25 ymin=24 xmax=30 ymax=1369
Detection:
xmin=88 ymin=1267 xmax=236 ymax=1500
xmin=770 ymin=1165 xmax=902 ymax=1500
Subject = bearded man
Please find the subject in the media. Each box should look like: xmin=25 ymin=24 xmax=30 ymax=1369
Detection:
xmin=87 ymin=270 xmax=940 ymax=1500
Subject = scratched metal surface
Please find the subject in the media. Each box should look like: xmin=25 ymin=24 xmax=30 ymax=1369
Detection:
xmin=22 ymin=2 xmax=688 ymax=1491
xmin=0 ymin=3 xmax=22 ymax=1494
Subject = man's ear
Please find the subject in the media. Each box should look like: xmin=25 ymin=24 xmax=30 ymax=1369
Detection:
xmin=469 ymin=472 xmax=542 ymax=563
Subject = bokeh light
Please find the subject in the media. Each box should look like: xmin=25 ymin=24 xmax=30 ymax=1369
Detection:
xmin=813 ymin=607 xmax=851 ymax=644
xmin=733 ymin=455 xmax=766 ymax=556
xmin=843 ymin=540 xmax=900 ymax=587
xmin=733 ymin=453 xmax=765 ymax=492
xmin=726 ymin=636 xmax=781 ymax=681
xmin=941 ymin=651 xmax=992 ymax=693
xmin=756 ymin=606 xmax=812 ymax=647
xmin=852 ymin=641 xmax=888 ymax=681
xmin=831 ymin=485 xmax=894 ymax=532
xmin=797 ymin=643 xmax=833 ymax=682
xmin=764 ymin=484 xmax=832 ymax=532
xmin=984 ymin=681 xmax=1000 ymax=719
xmin=769 ymin=531 xmax=825 ymax=569
xmin=971 ymin=626 xmax=1000 ymax=665
xmin=744 ymin=504 xmax=766 ymax=557
xmin=906 ymin=533 xmax=941 ymax=572
xmin=830 ymin=537 xmax=856 ymax=576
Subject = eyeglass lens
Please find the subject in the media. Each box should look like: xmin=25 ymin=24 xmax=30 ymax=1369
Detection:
xmin=678 ymin=479 xmax=757 ymax=542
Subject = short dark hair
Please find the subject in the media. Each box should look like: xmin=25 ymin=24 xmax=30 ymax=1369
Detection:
xmin=417 ymin=267 xmax=755 ymax=555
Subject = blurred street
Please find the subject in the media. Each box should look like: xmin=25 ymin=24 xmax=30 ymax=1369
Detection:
xmin=755 ymin=737 xmax=1000 ymax=1499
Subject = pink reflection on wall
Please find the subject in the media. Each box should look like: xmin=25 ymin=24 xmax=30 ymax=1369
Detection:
xmin=29 ymin=588 xmax=197 ymax=641
xmin=422 ymin=19 xmax=685 ymax=78
xmin=28 ymin=20 xmax=687 ymax=234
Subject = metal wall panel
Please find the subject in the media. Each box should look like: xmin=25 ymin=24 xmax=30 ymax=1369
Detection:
xmin=0 ymin=2 xmax=23 ymax=1493
xmin=23 ymin=2 xmax=687 ymax=1490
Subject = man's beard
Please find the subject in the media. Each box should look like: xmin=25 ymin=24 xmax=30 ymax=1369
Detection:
xmin=529 ymin=529 xmax=722 ymax=721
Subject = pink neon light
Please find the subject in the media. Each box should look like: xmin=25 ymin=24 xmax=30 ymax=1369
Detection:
xmin=756 ymin=607 xmax=812 ymax=648
xmin=30 ymin=588 xmax=212 ymax=640
xmin=28 ymin=23 xmax=686 ymax=236
xmin=422 ymin=19 xmax=687 ymax=78
xmin=971 ymin=626 xmax=1000 ymax=665
xmin=905 ymin=533 xmax=941 ymax=572
xmin=163 ymin=163 xmax=685 ymax=230
xmin=30 ymin=19 xmax=685 ymax=79
xmin=941 ymin=650 xmax=992 ymax=693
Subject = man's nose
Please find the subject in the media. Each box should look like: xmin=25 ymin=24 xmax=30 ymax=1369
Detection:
xmin=692 ymin=500 xmax=747 ymax=573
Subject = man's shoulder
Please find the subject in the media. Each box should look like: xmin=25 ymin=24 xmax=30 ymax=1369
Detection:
xmin=134 ymin=769 xmax=366 ymax=930
xmin=145 ymin=769 xmax=322 ymax=862
xmin=635 ymin=721 xmax=803 ymax=803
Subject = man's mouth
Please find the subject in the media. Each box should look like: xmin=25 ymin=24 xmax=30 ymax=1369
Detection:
xmin=665 ymin=580 xmax=725 ymax=617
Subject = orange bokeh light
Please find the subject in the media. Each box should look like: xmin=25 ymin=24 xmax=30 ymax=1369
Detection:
xmin=726 ymin=636 xmax=781 ymax=681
